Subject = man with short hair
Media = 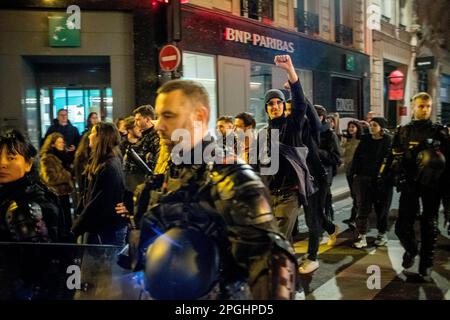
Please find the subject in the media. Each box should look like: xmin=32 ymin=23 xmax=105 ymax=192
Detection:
xmin=134 ymin=80 xmax=297 ymax=300
xmin=234 ymin=112 xmax=256 ymax=163
xmin=132 ymin=105 xmax=160 ymax=172
xmin=388 ymin=92 xmax=449 ymax=280
xmin=216 ymin=116 xmax=235 ymax=155
xmin=44 ymin=109 xmax=81 ymax=162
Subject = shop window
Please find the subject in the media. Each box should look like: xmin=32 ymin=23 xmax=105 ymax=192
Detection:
xmin=182 ymin=52 xmax=217 ymax=134
xmin=241 ymin=0 xmax=274 ymax=24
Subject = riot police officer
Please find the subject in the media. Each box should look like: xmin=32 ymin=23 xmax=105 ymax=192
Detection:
xmin=128 ymin=80 xmax=297 ymax=300
xmin=388 ymin=92 xmax=449 ymax=279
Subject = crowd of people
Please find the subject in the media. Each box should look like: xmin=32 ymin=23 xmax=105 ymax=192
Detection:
xmin=0 ymin=54 xmax=449 ymax=299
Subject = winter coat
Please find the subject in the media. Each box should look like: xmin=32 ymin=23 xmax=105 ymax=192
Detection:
xmin=341 ymin=136 xmax=360 ymax=174
xmin=40 ymin=152 xmax=74 ymax=196
xmin=44 ymin=119 xmax=81 ymax=148
xmin=0 ymin=176 xmax=61 ymax=242
xmin=72 ymin=156 xmax=126 ymax=236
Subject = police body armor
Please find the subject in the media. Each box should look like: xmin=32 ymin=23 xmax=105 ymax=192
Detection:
xmin=135 ymin=148 xmax=297 ymax=300
xmin=390 ymin=120 xmax=448 ymax=189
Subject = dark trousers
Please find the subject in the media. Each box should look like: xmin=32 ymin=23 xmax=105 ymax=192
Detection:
xmin=353 ymin=175 xmax=392 ymax=235
xmin=395 ymin=184 xmax=441 ymax=269
xmin=303 ymin=180 xmax=336 ymax=261
xmin=346 ymin=173 xmax=358 ymax=221
xmin=324 ymin=184 xmax=334 ymax=221
xmin=271 ymin=191 xmax=301 ymax=243
xmin=58 ymin=194 xmax=72 ymax=231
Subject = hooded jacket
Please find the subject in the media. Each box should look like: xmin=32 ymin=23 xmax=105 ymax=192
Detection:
xmin=265 ymin=80 xmax=325 ymax=196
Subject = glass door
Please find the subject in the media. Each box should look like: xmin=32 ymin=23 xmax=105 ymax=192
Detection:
xmin=39 ymin=86 xmax=113 ymax=139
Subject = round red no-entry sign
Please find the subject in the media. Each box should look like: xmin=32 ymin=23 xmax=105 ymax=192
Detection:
xmin=159 ymin=44 xmax=181 ymax=72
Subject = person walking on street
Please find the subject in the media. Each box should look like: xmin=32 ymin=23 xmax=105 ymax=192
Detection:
xmin=387 ymin=93 xmax=449 ymax=280
xmin=341 ymin=120 xmax=363 ymax=228
xmin=351 ymin=117 xmax=393 ymax=249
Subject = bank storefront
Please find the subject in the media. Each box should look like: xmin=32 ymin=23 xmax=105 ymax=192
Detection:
xmin=179 ymin=4 xmax=370 ymax=129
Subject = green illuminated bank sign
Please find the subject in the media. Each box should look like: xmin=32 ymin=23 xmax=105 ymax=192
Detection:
xmin=48 ymin=6 xmax=81 ymax=47
xmin=345 ymin=54 xmax=355 ymax=71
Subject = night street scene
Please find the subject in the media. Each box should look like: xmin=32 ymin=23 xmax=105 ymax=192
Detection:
xmin=0 ymin=0 xmax=449 ymax=309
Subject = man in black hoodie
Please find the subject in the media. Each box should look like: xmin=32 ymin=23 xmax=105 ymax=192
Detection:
xmin=264 ymin=55 xmax=338 ymax=274
xmin=44 ymin=109 xmax=81 ymax=163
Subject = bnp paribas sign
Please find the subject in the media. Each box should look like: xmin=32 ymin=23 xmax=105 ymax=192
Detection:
xmin=48 ymin=5 xmax=81 ymax=47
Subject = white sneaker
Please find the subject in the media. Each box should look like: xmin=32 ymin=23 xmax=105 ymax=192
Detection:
xmin=327 ymin=224 xmax=339 ymax=246
xmin=298 ymin=259 xmax=319 ymax=274
xmin=374 ymin=233 xmax=388 ymax=246
xmin=353 ymin=235 xmax=367 ymax=249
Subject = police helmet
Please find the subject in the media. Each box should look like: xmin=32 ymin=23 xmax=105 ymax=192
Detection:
xmin=144 ymin=227 xmax=220 ymax=299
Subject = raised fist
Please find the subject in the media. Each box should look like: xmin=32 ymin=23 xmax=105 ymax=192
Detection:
xmin=274 ymin=55 xmax=294 ymax=71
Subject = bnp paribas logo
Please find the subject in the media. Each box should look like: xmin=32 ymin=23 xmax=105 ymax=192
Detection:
xmin=48 ymin=5 xmax=81 ymax=47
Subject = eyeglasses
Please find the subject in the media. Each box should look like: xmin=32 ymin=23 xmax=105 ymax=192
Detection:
xmin=266 ymin=100 xmax=284 ymax=107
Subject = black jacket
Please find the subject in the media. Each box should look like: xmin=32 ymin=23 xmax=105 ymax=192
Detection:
xmin=133 ymin=126 xmax=160 ymax=172
xmin=352 ymin=134 xmax=392 ymax=178
xmin=72 ymin=156 xmax=126 ymax=235
xmin=0 ymin=176 xmax=61 ymax=242
xmin=44 ymin=119 xmax=81 ymax=148
xmin=318 ymin=122 xmax=342 ymax=179
xmin=388 ymin=120 xmax=449 ymax=184
xmin=266 ymin=80 xmax=325 ymax=190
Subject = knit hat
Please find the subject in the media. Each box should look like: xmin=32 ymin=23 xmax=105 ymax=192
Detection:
xmin=264 ymin=89 xmax=285 ymax=104
xmin=370 ymin=117 xmax=388 ymax=129
xmin=264 ymin=89 xmax=286 ymax=113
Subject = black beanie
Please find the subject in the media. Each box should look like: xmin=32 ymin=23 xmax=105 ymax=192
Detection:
xmin=370 ymin=117 xmax=388 ymax=129
xmin=264 ymin=89 xmax=285 ymax=104
xmin=264 ymin=89 xmax=286 ymax=113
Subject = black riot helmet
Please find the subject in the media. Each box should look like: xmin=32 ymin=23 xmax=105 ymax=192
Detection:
xmin=144 ymin=227 xmax=220 ymax=299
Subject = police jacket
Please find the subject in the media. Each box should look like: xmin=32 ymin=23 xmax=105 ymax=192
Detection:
xmin=137 ymin=141 xmax=297 ymax=299
xmin=0 ymin=176 xmax=61 ymax=242
xmin=388 ymin=119 xmax=449 ymax=185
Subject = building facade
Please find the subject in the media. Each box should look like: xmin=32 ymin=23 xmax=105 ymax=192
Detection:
xmin=0 ymin=0 xmax=372 ymax=142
